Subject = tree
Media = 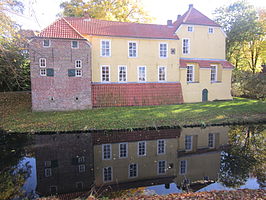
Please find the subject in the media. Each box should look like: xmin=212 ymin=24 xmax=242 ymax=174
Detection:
xmin=59 ymin=0 xmax=153 ymax=23
xmin=214 ymin=1 xmax=265 ymax=73
xmin=0 ymin=0 xmax=31 ymax=91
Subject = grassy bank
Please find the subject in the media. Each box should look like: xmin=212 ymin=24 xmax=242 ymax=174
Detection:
xmin=0 ymin=92 xmax=265 ymax=132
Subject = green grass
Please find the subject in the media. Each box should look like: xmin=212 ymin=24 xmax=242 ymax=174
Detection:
xmin=0 ymin=92 xmax=265 ymax=132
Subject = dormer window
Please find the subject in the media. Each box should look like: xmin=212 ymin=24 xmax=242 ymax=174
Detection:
xmin=188 ymin=26 xmax=193 ymax=32
xmin=71 ymin=41 xmax=78 ymax=48
xmin=43 ymin=40 xmax=50 ymax=47
xmin=208 ymin=27 xmax=214 ymax=34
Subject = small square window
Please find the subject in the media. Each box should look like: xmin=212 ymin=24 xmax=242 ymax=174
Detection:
xmin=75 ymin=60 xmax=82 ymax=68
xmin=188 ymin=26 xmax=193 ymax=32
xmin=45 ymin=168 xmax=52 ymax=177
xmin=72 ymin=41 xmax=78 ymax=48
xmin=208 ymin=27 xmax=214 ymax=34
xmin=43 ymin=40 xmax=50 ymax=47
xmin=50 ymin=186 xmax=57 ymax=194
xmin=75 ymin=69 xmax=82 ymax=77
xmin=78 ymin=156 xmax=85 ymax=163
xmin=40 ymin=69 xmax=47 ymax=76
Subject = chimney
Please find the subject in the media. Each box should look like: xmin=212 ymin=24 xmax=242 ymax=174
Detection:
xmin=189 ymin=4 xmax=193 ymax=9
xmin=177 ymin=14 xmax=181 ymax=19
xmin=167 ymin=20 xmax=173 ymax=27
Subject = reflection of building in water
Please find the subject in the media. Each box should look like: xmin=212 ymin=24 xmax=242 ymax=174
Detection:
xmin=92 ymin=129 xmax=181 ymax=190
xmin=34 ymin=133 xmax=94 ymax=196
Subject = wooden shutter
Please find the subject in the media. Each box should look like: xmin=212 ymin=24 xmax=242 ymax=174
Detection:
xmin=47 ymin=68 xmax=54 ymax=77
xmin=68 ymin=69 xmax=75 ymax=77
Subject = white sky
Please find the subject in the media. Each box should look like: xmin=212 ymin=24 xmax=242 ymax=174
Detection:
xmin=16 ymin=0 xmax=266 ymax=31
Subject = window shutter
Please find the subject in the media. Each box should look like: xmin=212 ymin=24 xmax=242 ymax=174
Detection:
xmin=47 ymin=68 xmax=54 ymax=77
xmin=51 ymin=160 xmax=58 ymax=168
xmin=72 ymin=157 xmax=78 ymax=165
xmin=68 ymin=69 xmax=75 ymax=77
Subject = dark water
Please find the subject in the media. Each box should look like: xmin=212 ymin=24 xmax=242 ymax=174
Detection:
xmin=1 ymin=124 xmax=265 ymax=199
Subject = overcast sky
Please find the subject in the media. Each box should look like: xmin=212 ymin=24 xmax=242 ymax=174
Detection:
xmin=16 ymin=0 xmax=266 ymax=31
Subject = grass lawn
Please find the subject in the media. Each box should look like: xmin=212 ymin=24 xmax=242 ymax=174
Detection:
xmin=0 ymin=92 xmax=265 ymax=132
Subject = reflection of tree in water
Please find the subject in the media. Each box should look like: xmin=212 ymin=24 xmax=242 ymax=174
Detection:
xmin=0 ymin=129 xmax=33 ymax=200
xmin=220 ymin=125 xmax=266 ymax=188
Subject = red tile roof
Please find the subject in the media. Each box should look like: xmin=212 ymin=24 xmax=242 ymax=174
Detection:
xmin=38 ymin=18 xmax=85 ymax=39
xmin=173 ymin=7 xmax=220 ymax=28
xmin=180 ymin=58 xmax=234 ymax=69
xmin=65 ymin=17 xmax=178 ymax=39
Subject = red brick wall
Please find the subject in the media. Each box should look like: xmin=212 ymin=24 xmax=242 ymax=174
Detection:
xmin=92 ymin=83 xmax=183 ymax=107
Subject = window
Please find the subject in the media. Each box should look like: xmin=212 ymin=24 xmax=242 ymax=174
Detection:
xmin=103 ymin=167 xmax=112 ymax=182
xmin=44 ymin=168 xmax=52 ymax=177
xmin=101 ymin=65 xmax=110 ymax=82
xmin=138 ymin=66 xmax=146 ymax=82
xmin=185 ymin=135 xmax=192 ymax=151
xmin=101 ymin=40 xmax=111 ymax=56
xmin=78 ymin=164 xmax=86 ymax=173
xmin=208 ymin=27 xmax=214 ymax=34
xmin=159 ymin=43 xmax=168 ymax=58
xmin=188 ymin=26 xmax=193 ymax=32
xmin=138 ymin=141 xmax=146 ymax=156
xmin=78 ymin=156 xmax=85 ymax=163
xmin=128 ymin=42 xmax=137 ymax=57
xmin=186 ymin=65 xmax=194 ymax=82
xmin=157 ymin=139 xmax=165 ymax=154
xmin=182 ymin=39 xmax=190 ymax=54
xmin=102 ymin=144 xmax=111 ymax=160
xmin=40 ymin=69 xmax=47 ymax=76
xmin=71 ymin=41 xmax=78 ymax=48
xmin=158 ymin=66 xmax=166 ymax=81
xmin=75 ymin=60 xmax=82 ymax=68
xmin=208 ymin=133 xmax=215 ymax=148
xmin=44 ymin=161 xmax=51 ymax=167
xmin=50 ymin=186 xmax=57 ymax=194
xmin=39 ymin=58 xmax=46 ymax=68
xmin=158 ymin=160 xmax=166 ymax=174
xmin=43 ymin=39 xmax=50 ymax=47
xmin=119 ymin=143 xmax=128 ymax=158
xmin=76 ymin=182 xmax=84 ymax=190
xmin=129 ymin=163 xmax=138 ymax=178
xmin=75 ymin=69 xmax=82 ymax=77
xmin=118 ymin=66 xmax=127 ymax=82
xmin=211 ymin=65 xmax=217 ymax=82
xmin=179 ymin=160 xmax=187 ymax=175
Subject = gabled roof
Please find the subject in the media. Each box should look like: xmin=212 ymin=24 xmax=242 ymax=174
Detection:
xmin=180 ymin=58 xmax=234 ymax=69
xmin=64 ymin=17 xmax=178 ymax=39
xmin=38 ymin=18 xmax=85 ymax=39
xmin=173 ymin=5 xmax=220 ymax=28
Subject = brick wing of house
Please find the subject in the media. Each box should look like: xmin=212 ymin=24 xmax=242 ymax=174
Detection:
xmin=29 ymin=4 xmax=233 ymax=111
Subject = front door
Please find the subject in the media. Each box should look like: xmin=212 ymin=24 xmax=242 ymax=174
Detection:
xmin=202 ymin=89 xmax=208 ymax=102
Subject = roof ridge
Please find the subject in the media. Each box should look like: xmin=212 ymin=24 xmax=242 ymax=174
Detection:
xmin=183 ymin=7 xmax=193 ymax=23
xmin=62 ymin=17 xmax=85 ymax=39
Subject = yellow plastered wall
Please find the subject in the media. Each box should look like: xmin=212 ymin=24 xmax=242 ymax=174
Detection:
xmin=176 ymin=25 xmax=226 ymax=59
xmin=84 ymin=35 xmax=180 ymax=83
xmin=180 ymin=68 xmax=233 ymax=102
xmin=93 ymin=138 xmax=178 ymax=186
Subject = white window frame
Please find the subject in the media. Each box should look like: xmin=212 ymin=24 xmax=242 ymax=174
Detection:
xmin=128 ymin=163 xmax=138 ymax=178
xmin=100 ymin=39 xmax=111 ymax=57
xmin=75 ymin=60 xmax=82 ymax=68
xmin=44 ymin=161 xmax=51 ymax=167
xmin=102 ymin=144 xmax=112 ymax=160
xmin=75 ymin=69 xmax=82 ymax=77
xmin=118 ymin=65 xmax=127 ymax=82
xmin=40 ymin=69 xmax=47 ymax=76
xmin=157 ymin=160 xmax=167 ymax=175
xmin=71 ymin=40 xmax=79 ymax=49
xmin=185 ymin=135 xmax=193 ymax=151
xmin=137 ymin=66 xmax=146 ymax=82
xmin=210 ymin=65 xmax=218 ymax=82
xmin=208 ymin=27 xmax=214 ymax=34
xmin=138 ymin=141 xmax=146 ymax=156
xmin=101 ymin=65 xmax=110 ymax=82
xmin=103 ymin=166 xmax=113 ymax=182
xmin=78 ymin=156 xmax=85 ymax=163
xmin=186 ymin=65 xmax=194 ymax=82
xmin=119 ymin=142 xmax=128 ymax=158
xmin=182 ymin=38 xmax=190 ymax=55
xmin=157 ymin=139 xmax=166 ymax=155
xmin=39 ymin=58 xmax=46 ymax=68
xmin=44 ymin=168 xmax=52 ymax=177
xmin=78 ymin=164 xmax=86 ymax=173
xmin=187 ymin=26 xmax=194 ymax=32
xmin=128 ymin=41 xmax=138 ymax=58
xmin=43 ymin=39 xmax=50 ymax=47
xmin=159 ymin=43 xmax=168 ymax=58
xmin=179 ymin=160 xmax=187 ymax=175
xmin=208 ymin=133 xmax=215 ymax=148
xmin=158 ymin=66 xmax=167 ymax=82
